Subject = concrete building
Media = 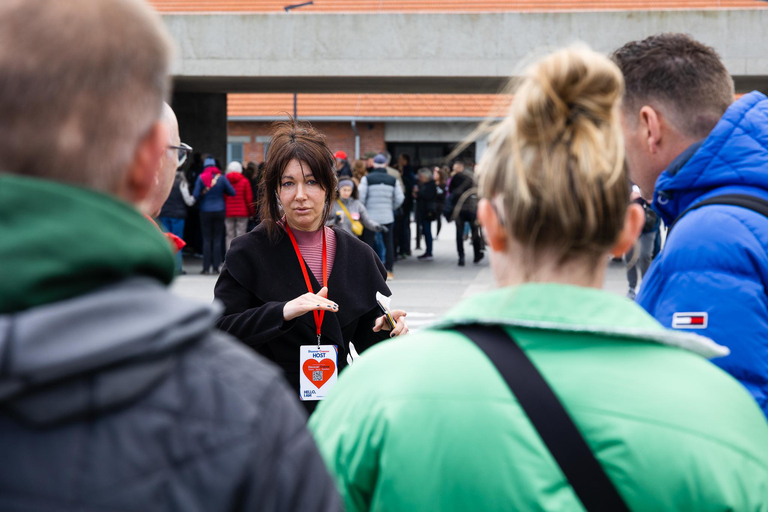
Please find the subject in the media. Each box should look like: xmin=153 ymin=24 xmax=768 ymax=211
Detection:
xmin=150 ymin=0 xmax=768 ymax=165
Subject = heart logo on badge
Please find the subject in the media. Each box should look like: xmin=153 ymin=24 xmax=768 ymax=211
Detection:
xmin=302 ymin=358 xmax=336 ymax=389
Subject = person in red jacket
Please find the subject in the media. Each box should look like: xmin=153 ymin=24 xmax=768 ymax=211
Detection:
xmin=224 ymin=161 xmax=256 ymax=250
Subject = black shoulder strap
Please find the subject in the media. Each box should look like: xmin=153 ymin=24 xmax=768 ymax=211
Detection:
xmin=669 ymin=193 xmax=768 ymax=237
xmin=454 ymin=324 xmax=630 ymax=512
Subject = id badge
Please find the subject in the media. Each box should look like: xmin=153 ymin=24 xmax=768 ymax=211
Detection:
xmin=299 ymin=345 xmax=338 ymax=401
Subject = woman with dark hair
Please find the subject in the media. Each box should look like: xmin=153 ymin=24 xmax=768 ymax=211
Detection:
xmin=214 ymin=120 xmax=408 ymax=414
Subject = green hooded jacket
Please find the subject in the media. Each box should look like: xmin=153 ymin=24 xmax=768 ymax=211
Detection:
xmin=0 ymin=173 xmax=174 ymax=313
xmin=310 ymin=284 xmax=768 ymax=511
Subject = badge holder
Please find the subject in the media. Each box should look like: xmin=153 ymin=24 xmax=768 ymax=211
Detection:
xmin=299 ymin=343 xmax=338 ymax=401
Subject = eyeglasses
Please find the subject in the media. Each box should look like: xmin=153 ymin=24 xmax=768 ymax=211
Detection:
xmin=168 ymin=142 xmax=192 ymax=167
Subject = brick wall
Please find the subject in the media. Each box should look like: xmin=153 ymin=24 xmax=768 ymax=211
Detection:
xmin=228 ymin=120 xmax=386 ymax=164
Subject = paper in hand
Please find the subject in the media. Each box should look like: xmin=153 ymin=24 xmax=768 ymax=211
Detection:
xmin=376 ymin=291 xmax=396 ymax=330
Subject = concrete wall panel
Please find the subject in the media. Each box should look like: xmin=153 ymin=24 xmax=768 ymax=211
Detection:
xmin=165 ymin=10 xmax=768 ymax=93
xmin=385 ymin=122 xmax=480 ymax=143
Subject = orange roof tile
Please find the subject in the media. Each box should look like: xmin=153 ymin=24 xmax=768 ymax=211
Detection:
xmin=227 ymin=93 xmax=511 ymax=118
xmin=229 ymin=92 xmax=748 ymax=119
xmin=150 ymin=0 xmax=767 ymax=13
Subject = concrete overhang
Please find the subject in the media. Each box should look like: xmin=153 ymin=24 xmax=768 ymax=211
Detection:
xmin=228 ymin=116 xmax=499 ymax=122
xmin=165 ymin=10 xmax=768 ymax=94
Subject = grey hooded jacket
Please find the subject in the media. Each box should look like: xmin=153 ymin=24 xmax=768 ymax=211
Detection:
xmin=327 ymin=197 xmax=382 ymax=235
xmin=0 ymin=278 xmax=342 ymax=512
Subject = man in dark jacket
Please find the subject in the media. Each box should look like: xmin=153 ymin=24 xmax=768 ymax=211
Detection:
xmin=414 ymin=167 xmax=437 ymax=260
xmin=613 ymin=34 xmax=768 ymax=417
xmin=447 ymin=161 xmax=484 ymax=266
xmin=0 ymin=1 xmax=342 ymax=511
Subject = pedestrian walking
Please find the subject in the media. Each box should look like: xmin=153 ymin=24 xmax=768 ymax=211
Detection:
xmin=224 ymin=161 xmax=255 ymax=251
xmin=446 ymin=160 xmax=483 ymax=266
xmin=193 ymin=157 xmax=235 ymax=273
xmin=433 ymin=166 xmax=449 ymax=239
xmin=358 ymin=153 xmax=405 ymax=279
xmin=414 ymin=167 xmax=437 ymax=260
xmin=0 ymin=1 xmax=342 ymax=510
xmin=309 ymin=45 xmax=768 ymax=512
xmin=214 ymin=121 xmax=408 ymax=415
xmin=613 ymin=34 xmax=768 ymax=416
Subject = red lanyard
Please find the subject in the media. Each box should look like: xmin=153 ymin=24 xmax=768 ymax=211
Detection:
xmin=284 ymin=223 xmax=327 ymax=346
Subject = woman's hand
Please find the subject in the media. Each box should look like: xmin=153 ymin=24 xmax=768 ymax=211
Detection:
xmin=373 ymin=309 xmax=409 ymax=337
xmin=283 ymin=287 xmax=338 ymax=321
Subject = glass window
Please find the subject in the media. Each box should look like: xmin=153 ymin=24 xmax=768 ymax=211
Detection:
xmin=227 ymin=143 xmax=244 ymax=164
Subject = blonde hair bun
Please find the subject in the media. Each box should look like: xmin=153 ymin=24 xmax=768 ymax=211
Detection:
xmin=514 ymin=46 xmax=624 ymax=149
xmin=479 ymin=45 xmax=629 ymax=266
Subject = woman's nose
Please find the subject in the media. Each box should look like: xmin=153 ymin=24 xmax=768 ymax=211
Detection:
xmin=295 ymin=182 xmax=307 ymax=199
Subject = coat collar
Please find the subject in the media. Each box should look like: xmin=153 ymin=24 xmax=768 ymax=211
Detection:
xmin=429 ymin=283 xmax=727 ymax=359
xmin=227 ymin=223 xmax=389 ymax=341
xmin=653 ymin=91 xmax=768 ymax=224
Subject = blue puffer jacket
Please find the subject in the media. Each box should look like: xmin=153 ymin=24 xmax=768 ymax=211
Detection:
xmin=193 ymin=167 xmax=236 ymax=213
xmin=637 ymin=91 xmax=768 ymax=416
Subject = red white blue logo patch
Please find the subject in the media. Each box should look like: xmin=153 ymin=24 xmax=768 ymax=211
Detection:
xmin=672 ymin=312 xmax=708 ymax=329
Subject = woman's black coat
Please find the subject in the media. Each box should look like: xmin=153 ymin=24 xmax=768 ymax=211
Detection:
xmin=214 ymin=222 xmax=391 ymax=414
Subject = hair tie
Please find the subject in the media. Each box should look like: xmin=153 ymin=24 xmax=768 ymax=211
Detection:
xmin=566 ymin=105 xmax=599 ymax=126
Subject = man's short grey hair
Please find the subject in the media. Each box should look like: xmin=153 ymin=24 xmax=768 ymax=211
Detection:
xmin=0 ymin=0 xmax=173 ymax=194
xmin=417 ymin=167 xmax=433 ymax=180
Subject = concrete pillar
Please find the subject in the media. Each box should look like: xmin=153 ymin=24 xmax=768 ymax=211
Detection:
xmin=171 ymin=92 xmax=227 ymax=165
xmin=475 ymin=136 xmax=489 ymax=163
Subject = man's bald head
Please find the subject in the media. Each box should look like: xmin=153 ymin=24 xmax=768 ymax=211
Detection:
xmin=141 ymin=104 xmax=180 ymax=217
xmin=0 ymin=0 xmax=173 ymax=196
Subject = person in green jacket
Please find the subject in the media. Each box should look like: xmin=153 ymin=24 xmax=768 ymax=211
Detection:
xmin=309 ymin=46 xmax=768 ymax=511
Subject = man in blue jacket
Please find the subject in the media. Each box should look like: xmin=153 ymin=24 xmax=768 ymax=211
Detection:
xmin=613 ymin=34 xmax=768 ymax=416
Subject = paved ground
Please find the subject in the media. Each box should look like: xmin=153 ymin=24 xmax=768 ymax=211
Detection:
xmin=171 ymin=220 xmax=631 ymax=332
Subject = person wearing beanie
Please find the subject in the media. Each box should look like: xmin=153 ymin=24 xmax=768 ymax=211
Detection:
xmin=224 ymin=161 xmax=255 ymax=251
xmin=193 ymin=158 xmax=235 ymax=273
xmin=328 ymin=179 xmax=385 ymax=236
xmin=358 ymin=154 xmax=405 ymax=279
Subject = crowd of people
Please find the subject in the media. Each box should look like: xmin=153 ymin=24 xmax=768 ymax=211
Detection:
xmin=1 ymin=0 xmax=768 ymax=510
xmin=172 ymin=146 xmax=485 ymax=279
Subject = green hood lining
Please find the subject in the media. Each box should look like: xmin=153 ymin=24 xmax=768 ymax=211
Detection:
xmin=0 ymin=174 xmax=175 ymax=313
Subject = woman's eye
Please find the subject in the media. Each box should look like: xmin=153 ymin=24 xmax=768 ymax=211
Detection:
xmin=307 ymin=180 xmax=318 ymax=186
xmin=281 ymin=181 xmax=293 ymax=187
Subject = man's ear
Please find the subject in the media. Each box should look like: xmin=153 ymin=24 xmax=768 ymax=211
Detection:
xmin=123 ymin=120 xmax=168 ymax=205
xmin=611 ymin=203 xmax=645 ymax=257
xmin=639 ymin=106 xmax=662 ymax=155
xmin=477 ymin=198 xmax=507 ymax=252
